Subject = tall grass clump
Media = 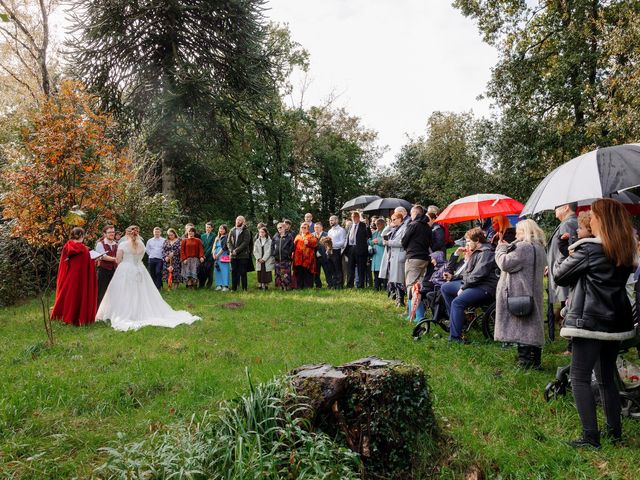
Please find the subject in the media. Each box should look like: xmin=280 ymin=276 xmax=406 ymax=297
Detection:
xmin=98 ymin=375 xmax=361 ymax=479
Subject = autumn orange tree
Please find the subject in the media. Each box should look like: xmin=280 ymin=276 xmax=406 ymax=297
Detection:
xmin=2 ymin=79 xmax=133 ymax=245
xmin=1 ymin=79 xmax=133 ymax=342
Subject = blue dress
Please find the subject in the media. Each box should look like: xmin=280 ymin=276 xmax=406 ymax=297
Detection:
xmin=214 ymin=236 xmax=230 ymax=287
xmin=369 ymin=231 xmax=385 ymax=272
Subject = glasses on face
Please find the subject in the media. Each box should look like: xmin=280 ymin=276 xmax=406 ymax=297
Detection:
xmin=301 ymin=226 xmax=308 ymax=230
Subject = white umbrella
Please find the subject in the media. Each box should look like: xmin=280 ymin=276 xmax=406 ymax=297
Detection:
xmin=522 ymin=144 xmax=640 ymax=215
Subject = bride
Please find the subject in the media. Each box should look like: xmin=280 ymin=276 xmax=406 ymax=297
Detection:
xmin=96 ymin=225 xmax=200 ymax=331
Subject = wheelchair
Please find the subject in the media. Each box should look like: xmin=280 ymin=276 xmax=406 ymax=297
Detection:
xmin=411 ymin=285 xmax=496 ymax=340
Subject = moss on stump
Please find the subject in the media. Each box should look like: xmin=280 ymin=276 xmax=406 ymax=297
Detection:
xmin=291 ymin=357 xmax=438 ymax=479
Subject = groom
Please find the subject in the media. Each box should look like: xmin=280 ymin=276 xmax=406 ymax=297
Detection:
xmin=227 ymin=216 xmax=252 ymax=291
xmin=95 ymin=224 xmax=118 ymax=307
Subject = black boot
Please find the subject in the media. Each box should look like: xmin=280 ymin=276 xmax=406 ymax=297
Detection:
xmin=601 ymin=424 xmax=622 ymax=445
xmin=516 ymin=345 xmax=532 ymax=368
xmin=529 ymin=346 xmax=542 ymax=370
xmin=568 ymin=429 xmax=600 ymax=449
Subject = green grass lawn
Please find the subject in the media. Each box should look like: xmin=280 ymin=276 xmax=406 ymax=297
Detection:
xmin=1 ymin=284 xmax=639 ymax=479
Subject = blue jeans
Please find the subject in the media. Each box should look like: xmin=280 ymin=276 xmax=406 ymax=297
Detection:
xmin=440 ymin=281 xmax=492 ymax=341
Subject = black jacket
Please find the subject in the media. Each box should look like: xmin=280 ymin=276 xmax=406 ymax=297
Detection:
xmin=227 ymin=225 xmax=252 ymax=259
xmin=461 ymin=243 xmax=498 ymax=296
xmin=430 ymin=223 xmax=446 ymax=255
xmin=402 ymin=214 xmax=432 ymax=261
xmin=271 ymin=232 xmax=294 ymax=261
xmin=345 ymin=222 xmax=370 ymax=256
xmin=554 ymin=237 xmax=635 ymax=341
xmin=490 ymin=227 xmax=516 ymax=247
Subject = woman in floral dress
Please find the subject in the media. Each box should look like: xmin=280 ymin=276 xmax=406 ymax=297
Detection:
xmin=162 ymin=228 xmax=182 ymax=289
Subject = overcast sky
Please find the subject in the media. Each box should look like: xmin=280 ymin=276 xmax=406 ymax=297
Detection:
xmin=266 ymin=0 xmax=499 ymax=165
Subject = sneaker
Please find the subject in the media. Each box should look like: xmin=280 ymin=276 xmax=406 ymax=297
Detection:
xmin=222 ymin=287 xmax=229 ymax=292
xmin=568 ymin=430 xmax=601 ymax=449
xmin=215 ymin=286 xmax=222 ymax=291
xmin=567 ymin=437 xmax=600 ymax=449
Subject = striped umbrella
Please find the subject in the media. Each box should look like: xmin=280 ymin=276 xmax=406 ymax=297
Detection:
xmin=522 ymin=144 xmax=640 ymax=215
xmin=435 ymin=194 xmax=524 ymax=224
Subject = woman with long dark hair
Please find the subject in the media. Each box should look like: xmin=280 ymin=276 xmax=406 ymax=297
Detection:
xmin=554 ymin=198 xmax=637 ymax=448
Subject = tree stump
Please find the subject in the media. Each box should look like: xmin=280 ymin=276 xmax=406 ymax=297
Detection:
xmin=291 ymin=357 xmax=438 ymax=479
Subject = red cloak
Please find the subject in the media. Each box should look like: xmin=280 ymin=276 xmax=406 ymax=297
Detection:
xmin=51 ymin=240 xmax=98 ymax=326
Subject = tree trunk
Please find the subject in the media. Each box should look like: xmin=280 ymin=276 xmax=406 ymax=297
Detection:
xmin=161 ymin=151 xmax=176 ymax=198
xmin=290 ymin=357 xmax=438 ymax=478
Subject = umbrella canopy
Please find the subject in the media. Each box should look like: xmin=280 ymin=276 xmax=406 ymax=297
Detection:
xmin=522 ymin=144 xmax=640 ymax=215
xmin=340 ymin=195 xmax=381 ymax=211
xmin=361 ymin=198 xmax=413 ymax=215
xmin=577 ymin=191 xmax=640 ymax=215
xmin=435 ymin=194 xmax=524 ymax=224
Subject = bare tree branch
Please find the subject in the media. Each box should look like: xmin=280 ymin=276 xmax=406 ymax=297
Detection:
xmin=0 ymin=62 xmax=38 ymax=98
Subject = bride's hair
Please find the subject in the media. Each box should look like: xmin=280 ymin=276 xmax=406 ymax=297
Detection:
xmin=126 ymin=225 xmax=144 ymax=253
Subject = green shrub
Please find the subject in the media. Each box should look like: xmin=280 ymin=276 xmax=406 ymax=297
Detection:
xmin=0 ymin=222 xmax=52 ymax=306
xmin=329 ymin=365 xmax=439 ymax=479
xmin=97 ymin=375 xmax=362 ymax=479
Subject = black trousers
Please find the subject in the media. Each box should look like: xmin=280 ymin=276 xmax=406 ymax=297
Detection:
xmin=347 ymin=251 xmax=367 ymax=288
xmin=198 ymin=258 xmax=214 ymax=288
xmin=329 ymin=250 xmax=343 ymax=288
xmin=571 ymin=337 xmax=621 ymax=437
xmin=373 ymin=270 xmax=387 ymax=291
xmin=97 ymin=267 xmax=115 ymax=306
xmin=314 ymin=257 xmax=332 ymax=288
xmin=231 ymin=258 xmax=250 ymax=291
xmin=148 ymin=258 xmax=163 ymax=290
xmin=295 ymin=266 xmax=314 ymax=289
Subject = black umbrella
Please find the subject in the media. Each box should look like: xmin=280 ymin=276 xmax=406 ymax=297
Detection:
xmin=340 ymin=195 xmax=381 ymax=211
xmin=522 ymin=144 xmax=640 ymax=215
xmin=362 ymin=198 xmax=413 ymax=215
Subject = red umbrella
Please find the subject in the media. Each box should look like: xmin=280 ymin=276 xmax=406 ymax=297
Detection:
xmin=435 ymin=194 xmax=524 ymax=224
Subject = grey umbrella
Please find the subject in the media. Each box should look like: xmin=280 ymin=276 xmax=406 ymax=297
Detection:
xmin=340 ymin=195 xmax=381 ymax=211
xmin=522 ymin=144 xmax=640 ymax=215
xmin=361 ymin=198 xmax=413 ymax=215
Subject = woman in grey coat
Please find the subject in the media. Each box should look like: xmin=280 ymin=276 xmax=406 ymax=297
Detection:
xmin=379 ymin=213 xmax=408 ymax=306
xmin=494 ymin=219 xmax=547 ymax=368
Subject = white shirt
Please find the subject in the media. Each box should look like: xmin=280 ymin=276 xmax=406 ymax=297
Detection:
xmin=145 ymin=236 xmax=166 ymax=260
xmin=327 ymin=224 xmax=346 ymax=250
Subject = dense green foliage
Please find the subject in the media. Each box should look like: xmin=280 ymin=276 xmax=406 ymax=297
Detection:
xmin=2 ymin=287 xmax=639 ymax=478
xmin=98 ymin=376 xmax=361 ymax=479
xmin=374 ymin=112 xmax=491 ymax=207
xmin=453 ymin=0 xmax=640 ymax=202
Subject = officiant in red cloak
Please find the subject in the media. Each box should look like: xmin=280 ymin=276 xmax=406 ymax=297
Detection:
xmin=51 ymin=227 xmax=98 ymax=326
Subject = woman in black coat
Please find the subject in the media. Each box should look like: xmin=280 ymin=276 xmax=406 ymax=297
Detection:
xmin=554 ymin=198 xmax=637 ymax=448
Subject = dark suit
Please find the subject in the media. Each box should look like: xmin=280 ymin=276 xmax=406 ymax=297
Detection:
xmin=345 ymin=222 xmax=371 ymax=288
xmin=313 ymin=231 xmax=332 ymax=288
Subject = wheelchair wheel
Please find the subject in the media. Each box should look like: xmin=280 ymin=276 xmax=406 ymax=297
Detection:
xmin=620 ymin=392 xmax=640 ymax=418
xmin=412 ymin=318 xmax=431 ymax=340
xmin=481 ymin=304 xmax=496 ymax=340
xmin=544 ymin=379 xmax=567 ymax=402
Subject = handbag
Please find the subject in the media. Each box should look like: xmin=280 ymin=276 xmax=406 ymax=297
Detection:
xmin=507 ymin=295 xmax=534 ymax=317
xmin=506 ymin=243 xmax=536 ymax=317
xmin=219 ymin=254 xmax=230 ymax=263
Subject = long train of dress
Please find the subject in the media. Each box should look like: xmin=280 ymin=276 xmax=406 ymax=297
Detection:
xmin=96 ymin=239 xmax=200 ymax=331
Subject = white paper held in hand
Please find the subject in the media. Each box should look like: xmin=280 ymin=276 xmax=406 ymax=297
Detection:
xmin=90 ymin=250 xmax=105 ymax=260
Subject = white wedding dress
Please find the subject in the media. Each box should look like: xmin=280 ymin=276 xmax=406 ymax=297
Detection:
xmin=96 ymin=239 xmax=200 ymax=331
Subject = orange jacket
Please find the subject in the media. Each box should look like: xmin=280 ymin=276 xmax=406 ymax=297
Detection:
xmin=293 ymin=233 xmax=318 ymax=273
